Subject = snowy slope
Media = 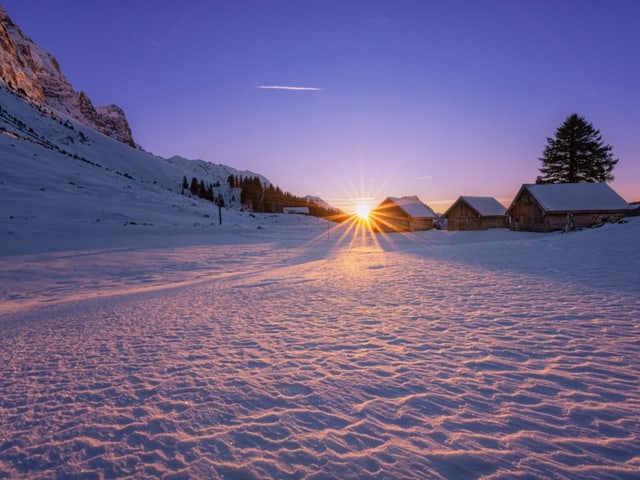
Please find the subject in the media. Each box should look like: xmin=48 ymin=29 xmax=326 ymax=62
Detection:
xmin=1 ymin=214 xmax=639 ymax=479
xmin=0 ymin=85 xmax=288 ymax=254
xmin=305 ymin=194 xmax=335 ymax=210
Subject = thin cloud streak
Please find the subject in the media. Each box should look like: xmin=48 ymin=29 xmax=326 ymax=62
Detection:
xmin=256 ymin=85 xmax=322 ymax=91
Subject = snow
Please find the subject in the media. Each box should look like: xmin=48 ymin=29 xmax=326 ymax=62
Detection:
xmin=305 ymin=195 xmax=335 ymax=211
xmin=385 ymin=196 xmax=437 ymax=218
xmin=0 ymin=85 xmax=272 ymax=252
xmin=2 ymin=85 xmax=640 ymax=479
xmin=459 ymin=196 xmax=507 ymax=216
xmin=1 ymin=218 xmax=639 ymax=479
xmin=520 ymin=183 xmax=632 ymax=212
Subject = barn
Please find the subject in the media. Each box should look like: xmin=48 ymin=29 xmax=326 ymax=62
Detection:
xmin=371 ymin=196 xmax=437 ymax=232
xmin=507 ymin=183 xmax=631 ymax=232
xmin=444 ymin=196 xmax=507 ymax=230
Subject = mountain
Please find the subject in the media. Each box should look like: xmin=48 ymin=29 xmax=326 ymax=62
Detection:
xmin=305 ymin=195 xmax=337 ymax=212
xmin=0 ymin=6 xmax=338 ymax=247
xmin=0 ymin=84 xmax=277 ymax=241
xmin=0 ymin=5 xmax=134 ymax=146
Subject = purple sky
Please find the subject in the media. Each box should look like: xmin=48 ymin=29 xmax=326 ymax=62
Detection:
xmin=4 ymin=0 xmax=639 ymax=212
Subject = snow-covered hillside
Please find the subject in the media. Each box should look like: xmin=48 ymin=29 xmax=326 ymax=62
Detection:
xmin=0 ymin=85 xmax=288 ymax=252
xmin=1 ymin=210 xmax=639 ymax=478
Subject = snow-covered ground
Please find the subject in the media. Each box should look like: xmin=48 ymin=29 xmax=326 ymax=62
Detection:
xmin=1 ymin=216 xmax=639 ymax=479
xmin=2 ymin=76 xmax=639 ymax=479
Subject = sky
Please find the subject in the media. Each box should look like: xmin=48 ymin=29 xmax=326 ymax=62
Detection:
xmin=3 ymin=0 xmax=639 ymax=212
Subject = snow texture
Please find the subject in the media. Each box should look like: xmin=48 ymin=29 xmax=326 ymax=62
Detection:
xmin=1 ymin=217 xmax=639 ymax=479
xmin=2 ymin=61 xmax=640 ymax=480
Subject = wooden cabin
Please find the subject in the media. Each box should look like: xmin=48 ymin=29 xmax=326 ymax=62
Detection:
xmin=507 ymin=183 xmax=631 ymax=232
xmin=371 ymin=196 xmax=437 ymax=232
xmin=444 ymin=196 xmax=507 ymax=230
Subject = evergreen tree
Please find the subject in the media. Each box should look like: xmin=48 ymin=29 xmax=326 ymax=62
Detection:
xmin=190 ymin=177 xmax=199 ymax=195
xmin=240 ymin=177 xmax=250 ymax=206
xmin=182 ymin=176 xmax=189 ymax=190
xmin=539 ymin=113 xmax=618 ymax=184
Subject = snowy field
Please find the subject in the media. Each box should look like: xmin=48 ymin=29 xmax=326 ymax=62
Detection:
xmin=1 ymin=216 xmax=639 ymax=479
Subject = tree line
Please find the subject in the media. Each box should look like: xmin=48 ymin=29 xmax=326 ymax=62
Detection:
xmin=229 ymin=175 xmax=338 ymax=217
xmin=181 ymin=174 xmax=340 ymax=218
xmin=181 ymin=176 xmax=223 ymax=205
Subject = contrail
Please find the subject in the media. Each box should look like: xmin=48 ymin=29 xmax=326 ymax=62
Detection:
xmin=256 ymin=85 xmax=321 ymax=91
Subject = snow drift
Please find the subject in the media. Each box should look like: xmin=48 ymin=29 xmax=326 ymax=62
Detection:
xmin=1 ymin=216 xmax=639 ymax=479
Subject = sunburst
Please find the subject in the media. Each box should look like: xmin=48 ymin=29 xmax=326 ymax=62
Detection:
xmin=355 ymin=202 xmax=371 ymax=221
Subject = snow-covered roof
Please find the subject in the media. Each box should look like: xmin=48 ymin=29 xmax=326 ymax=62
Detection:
xmin=520 ymin=183 xmax=631 ymax=212
xmin=384 ymin=196 xmax=437 ymax=218
xmin=459 ymin=196 xmax=506 ymax=216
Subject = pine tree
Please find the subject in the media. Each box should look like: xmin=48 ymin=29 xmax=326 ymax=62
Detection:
xmin=190 ymin=177 xmax=199 ymax=195
xmin=538 ymin=113 xmax=618 ymax=184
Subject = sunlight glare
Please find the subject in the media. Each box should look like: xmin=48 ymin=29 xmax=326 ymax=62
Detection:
xmin=355 ymin=202 xmax=371 ymax=221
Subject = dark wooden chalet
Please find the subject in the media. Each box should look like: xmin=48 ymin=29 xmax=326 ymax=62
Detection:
xmin=507 ymin=183 xmax=631 ymax=232
xmin=371 ymin=196 xmax=437 ymax=232
xmin=444 ymin=196 xmax=507 ymax=230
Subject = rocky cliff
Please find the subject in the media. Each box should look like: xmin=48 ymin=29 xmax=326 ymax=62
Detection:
xmin=0 ymin=6 xmax=134 ymax=146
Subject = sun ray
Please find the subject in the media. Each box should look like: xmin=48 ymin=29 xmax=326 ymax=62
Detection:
xmin=306 ymin=168 xmax=439 ymax=254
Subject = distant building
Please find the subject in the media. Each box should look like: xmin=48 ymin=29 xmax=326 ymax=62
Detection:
xmin=507 ymin=183 xmax=631 ymax=232
xmin=444 ymin=196 xmax=507 ymax=230
xmin=628 ymin=202 xmax=640 ymax=217
xmin=371 ymin=196 xmax=437 ymax=232
xmin=283 ymin=206 xmax=310 ymax=215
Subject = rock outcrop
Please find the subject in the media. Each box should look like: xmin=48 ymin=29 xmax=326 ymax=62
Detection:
xmin=0 ymin=6 xmax=135 ymax=146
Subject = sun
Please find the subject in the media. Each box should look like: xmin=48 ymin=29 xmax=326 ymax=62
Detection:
xmin=355 ymin=202 xmax=371 ymax=221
